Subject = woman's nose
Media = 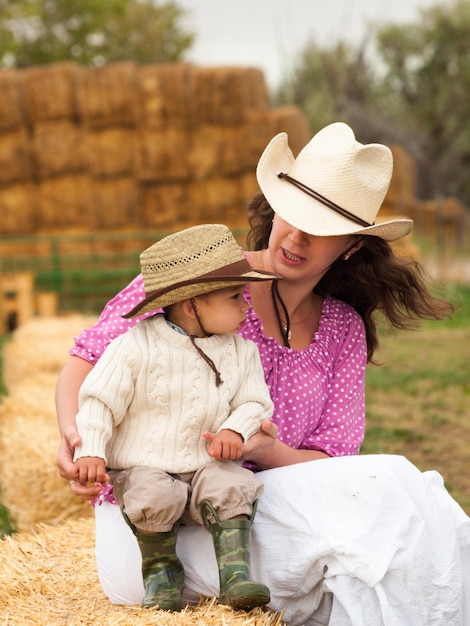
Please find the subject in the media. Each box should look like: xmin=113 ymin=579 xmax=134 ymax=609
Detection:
xmin=289 ymin=227 xmax=308 ymax=244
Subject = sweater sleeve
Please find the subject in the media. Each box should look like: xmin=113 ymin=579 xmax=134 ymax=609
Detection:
xmin=74 ymin=334 xmax=138 ymax=462
xmin=218 ymin=338 xmax=274 ymax=442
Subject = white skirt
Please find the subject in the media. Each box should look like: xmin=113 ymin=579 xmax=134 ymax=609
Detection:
xmin=94 ymin=454 xmax=470 ymax=626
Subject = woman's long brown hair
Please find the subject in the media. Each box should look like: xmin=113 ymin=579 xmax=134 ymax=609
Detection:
xmin=246 ymin=192 xmax=454 ymax=363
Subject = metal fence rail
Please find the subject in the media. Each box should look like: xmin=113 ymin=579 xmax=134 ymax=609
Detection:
xmin=0 ymin=228 xmax=249 ymax=313
xmin=0 ymin=231 xmax=168 ymax=313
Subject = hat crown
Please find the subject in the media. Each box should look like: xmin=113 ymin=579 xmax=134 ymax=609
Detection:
xmin=256 ymin=122 xmax=412 ymax=241
xmin=141 ymin=224 xmax=242 ymax=295
xmin=288 ymin=122 xmax=392 ymax=225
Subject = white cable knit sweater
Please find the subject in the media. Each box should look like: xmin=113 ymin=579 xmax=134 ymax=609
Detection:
xmin=74 ymin=315 xmax=274 ymax=473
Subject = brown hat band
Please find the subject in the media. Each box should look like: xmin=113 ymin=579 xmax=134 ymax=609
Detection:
xmin=122 ymin=259 xmax=273 ymax=318
xmin=278 ymin=172 xmax=372 ymax=228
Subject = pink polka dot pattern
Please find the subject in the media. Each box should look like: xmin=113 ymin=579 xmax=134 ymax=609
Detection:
xmin=239 ymin=291 xmax=366 ymax=458
xmin=71 ymin=274 xmax=366 ymax=457
xmin=71 ymin=274 xmax=154 ymax=363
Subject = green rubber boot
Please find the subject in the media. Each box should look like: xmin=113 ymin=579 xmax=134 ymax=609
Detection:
xmin=201 ymin=500 xmax=270 ymax=610
xmin=123 ymin=513 xmax=184 ymax=611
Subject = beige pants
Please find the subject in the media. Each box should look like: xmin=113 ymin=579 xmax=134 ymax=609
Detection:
xmin=109 ymin=461 xmax=264 ymax=533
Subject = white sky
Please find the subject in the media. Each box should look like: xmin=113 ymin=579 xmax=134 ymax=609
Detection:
xmin=178 ymin=0 xmax=445 ymax=89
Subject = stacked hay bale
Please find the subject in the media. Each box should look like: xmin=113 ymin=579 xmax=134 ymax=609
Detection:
xmin=0 ymin=69 xmax=35 ymax=234
xmin=0 ymin=61 xmax=310 ymax=242
xmin=0 ymin=315 xmax=286 ymax=624
xmin=380 ymin=145 xmax=421 ymax=258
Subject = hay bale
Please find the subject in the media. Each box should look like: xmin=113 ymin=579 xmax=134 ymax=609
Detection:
xmin=32 ymin=121 xmax=84 ymax=178
xmin=189 ymin=125 xmax=253 ymax=181
xmin=211 ymin=126 xmax=248 ymax=177
xmin=136 ymin=128 xmax=190 ymax=182
xmin=137 ymin=63 xmax=195 ymax=129
xmin=187 ymin=125 xmax=223 ymax=181
xmin=240 ymin=170 xmax=260 ymax=212
xmin=0 ymin=182 xmax=36 ymax=234
xmin=2 ymin=315 xmax=95 ymax=392
xmin=192 ymin=67 xmax=265 ymax=126
xmin=140 ymin=183 xmax=188 ymax=230
xmin=37 ymin=175 xmax=91 ymax=231
xmin=188 ymin=177 xmax=242 ymax=224
xmin=0 ymin=69 xmax=25 ymax=131
xmin=385 ymin=144 xmax=417 ymax=210
xmin=76 ymin=62 xmax=139 ymax=129
xmin=0 ymin=518 xmax=285 ymax=625
xmin=89 ymin=177 xmax=139 ymax=230
xmin=21 ymin=62 xmax=81 ymax=123
xmin=0 ymin=128 xmax=32 ymax=184
xmin=0 ymin=393 xmax=92 ymax=530
xmin=243 ymin=111 xmax=280 ymax=166
xmin=269 ymin=106 xmax=311 ymax=156
xmin=407 ymin=196 xmax=469 ymax=248
xmin=0 ymin=315 xmax=98 ymax=529
xmin=84 ymin=128 xmax=136 ymax=177
xmin=244 ymin=68 xmax=270 ymax=112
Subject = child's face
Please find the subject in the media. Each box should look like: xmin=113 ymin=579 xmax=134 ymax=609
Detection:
xmin=194 ymin=284 xmax=249 ymax=335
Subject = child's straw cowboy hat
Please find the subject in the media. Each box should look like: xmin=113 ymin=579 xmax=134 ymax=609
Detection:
xmin=256 ymin=122 xmax=413 ymax=242
xmin=124 ymin=224 xmax=277 ymax=318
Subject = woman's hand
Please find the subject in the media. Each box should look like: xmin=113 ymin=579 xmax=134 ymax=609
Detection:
xmin=57 ymin=424 xmax=106 ymax=500
xmin=240 ymin=420 xmax=278 ymax=468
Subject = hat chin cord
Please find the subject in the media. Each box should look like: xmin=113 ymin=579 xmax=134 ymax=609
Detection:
xmin=189 ymin=298 xmax=223 ymax=387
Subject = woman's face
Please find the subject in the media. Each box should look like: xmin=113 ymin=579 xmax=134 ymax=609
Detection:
xmin=267 ymin=214 xmax=355 ymax=282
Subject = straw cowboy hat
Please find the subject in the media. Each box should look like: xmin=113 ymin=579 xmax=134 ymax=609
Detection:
xmin=256 ymin=122 xmax=413 ymax=242
xmin=124 ymin=224 xmax=277 ymax=318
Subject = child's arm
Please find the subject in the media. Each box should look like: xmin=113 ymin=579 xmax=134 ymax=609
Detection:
xmin=75 ymin=456 xmax=107 ymax=484
xmin=203 ymin=429 xmax=243 ymax=461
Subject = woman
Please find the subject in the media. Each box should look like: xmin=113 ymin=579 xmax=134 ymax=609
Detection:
xmin=56 ymin=123 xmax=470 ymax=625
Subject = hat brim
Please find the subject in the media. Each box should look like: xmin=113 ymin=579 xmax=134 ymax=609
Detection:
xmin=123 ymin=269 xmax=276 ymax=318
xmin=257 ymin=133 xmax=413 ymax=242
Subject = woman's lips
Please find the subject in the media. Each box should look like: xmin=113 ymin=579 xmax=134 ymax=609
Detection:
xmin=282 ymin=247 xmax=305 ymax=263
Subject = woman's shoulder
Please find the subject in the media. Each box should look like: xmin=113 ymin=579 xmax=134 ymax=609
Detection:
xmin=316 ymin=297 xmax=366 ymax=365
xmin=323 ymin=295 xmax=363 ymax=323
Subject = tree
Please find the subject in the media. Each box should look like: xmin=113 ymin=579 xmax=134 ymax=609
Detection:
xmin=376 ymin=0 xmax=470 ymax=202
xmin=274 ymin=0 xmax=470 ymax=207
xmin=274 ymin=38 xmax=378 ymax=136
xmin=0 ymin=0 xmax=193 ymax=68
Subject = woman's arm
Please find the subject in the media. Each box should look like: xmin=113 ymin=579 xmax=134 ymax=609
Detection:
xmin=240 ymin=420 xmax=329 ymax=469
xmin=56 ymin=275 xmax=146 ymax=498
xmin=56 ymin=355 xmax=104 ymax=499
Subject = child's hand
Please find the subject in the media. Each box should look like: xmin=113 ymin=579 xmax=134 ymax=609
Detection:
xmin=75 ymin=456 xmax=107 ymax=484
xmin=203 ymin=429 xmax=243 ymax=461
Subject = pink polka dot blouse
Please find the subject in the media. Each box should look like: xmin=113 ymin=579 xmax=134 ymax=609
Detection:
xmin=71 ymin=274 xmax=366 ymax=458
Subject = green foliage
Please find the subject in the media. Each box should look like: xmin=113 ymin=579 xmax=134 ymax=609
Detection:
xmin=0 ymin=502 xmax=14 ymax=537
xmin=275 ymin=0 xmax=470 ymax=208
xmin=376 ymin=0 xmax=470 ymax=204
xmin=0 ymin=0 xmax=193 ymax=68
xmin=274 ymin=39 xmax=379 ymax=136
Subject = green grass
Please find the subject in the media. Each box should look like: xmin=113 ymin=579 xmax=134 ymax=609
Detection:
xmin=363 ymin=283 xmax=470 ymax=512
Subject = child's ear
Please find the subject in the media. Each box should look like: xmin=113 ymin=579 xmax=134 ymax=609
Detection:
xmin=183 ymin=298 xmax=198 ymax=319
